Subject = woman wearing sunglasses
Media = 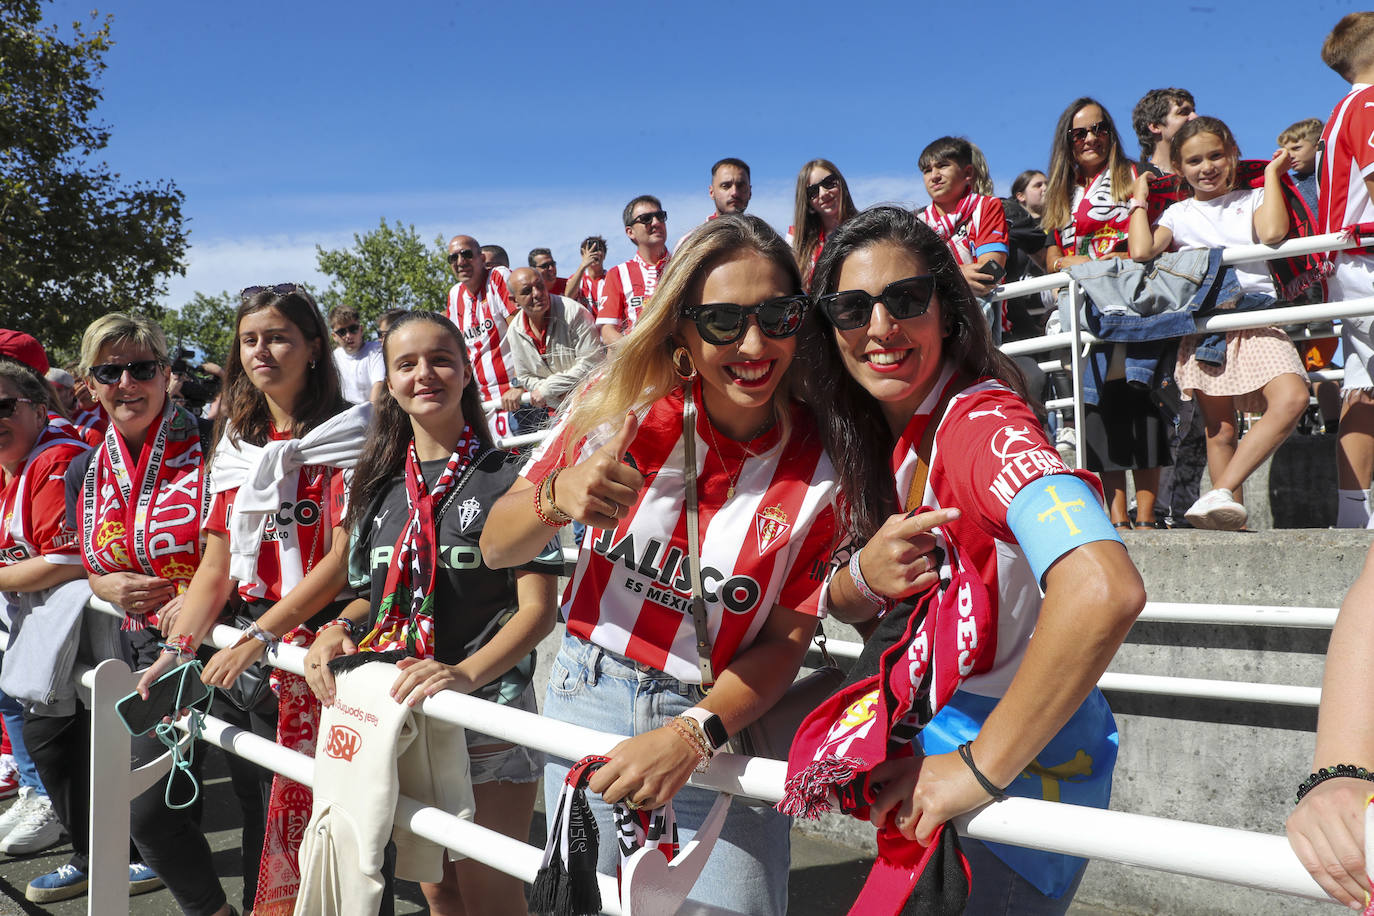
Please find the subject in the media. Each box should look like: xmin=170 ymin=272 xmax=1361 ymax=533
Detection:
xmin=790 ymin=158 xmax=859 ymax=288
xmin=1044 ymin=97 xmax=1171 ymax=530
xmin=136 ymin=284 xmax=367 ymax=916
xmin=482 ymin=215 xmax=838 ymax=916
xmin=807 ymin=207 xmax=1144 ymax=913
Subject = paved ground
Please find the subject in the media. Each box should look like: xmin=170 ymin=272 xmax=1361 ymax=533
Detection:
xmin=0 ymin=748 xmax=1118 ymax=914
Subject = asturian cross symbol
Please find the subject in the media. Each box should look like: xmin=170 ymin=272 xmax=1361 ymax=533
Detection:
xmin=1036 ymin=484 xmax=1086 ymax=535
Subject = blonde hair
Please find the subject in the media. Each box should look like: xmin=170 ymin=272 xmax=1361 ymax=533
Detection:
xmin=1043 ymin=97 xmax=1135 ymax=236
xmin=1277 ymin=117 xmax=1323 ymax=146
xmin=79 ymin=313 xmax=169 ymax=377
xmin=1323 ymin=12 xmax=1374 ymax=82
xmin=561 ymin=214 xmax=804 ymax=457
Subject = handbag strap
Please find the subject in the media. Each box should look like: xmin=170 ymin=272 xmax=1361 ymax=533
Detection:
xmin=682 ymin=386 xmax=716 ymax=688
xmin=903 ymin=377 xmax=961 ymax=512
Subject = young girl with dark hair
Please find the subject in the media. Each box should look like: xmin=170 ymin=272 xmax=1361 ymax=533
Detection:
xmin=299 ymin=311 xmax=561 ymax=916
xmin=805 ymin=206 xmax=1144 ymax=913
xmin=137 ymin=284 xmax=367 ymax=915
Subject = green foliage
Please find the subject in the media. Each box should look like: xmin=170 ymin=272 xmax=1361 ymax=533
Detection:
xmin=0 ymin=1 xmax=187 ymax=353
xmin=160 ymin=290 xmax=238 ymax=364
xmin=314 ymin=218 xmax=451 ymax=325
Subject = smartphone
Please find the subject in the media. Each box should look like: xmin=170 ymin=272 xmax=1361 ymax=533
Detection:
xmin=116 ymin=663 xmax=213 ymax=737
xmin=978 ymin=260 xmax=1006 ymax=283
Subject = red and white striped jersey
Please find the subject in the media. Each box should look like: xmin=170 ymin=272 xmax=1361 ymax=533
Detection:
xmin=207 ymin=464 xmax=347 ymax=604
xmin=917 ymin=194 xmax=1009 ymax=266
xmin=524 ymin=386 xmax=838 ymax=683
xmin=1319 ymin=84 xmax=1374 ymax=271
xmin=892 ymin=366 xmax=1101 ymax=697
xmin=0 ymin=426 xmax=89 ymax=566
xmin=596 ymin=252 xmax=670 ymax=335
xmin=576 ymin=274 xmax=606 ymax=314
xmin=446 ymin=266 xmax=518 ymax=402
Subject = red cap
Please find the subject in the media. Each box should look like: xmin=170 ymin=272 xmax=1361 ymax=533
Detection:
xmin=0 ymin=330 xmax=50 ymax=375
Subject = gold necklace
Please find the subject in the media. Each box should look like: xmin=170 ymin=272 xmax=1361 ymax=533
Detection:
xmin=702 ymin=413 xmax=777 ymax=501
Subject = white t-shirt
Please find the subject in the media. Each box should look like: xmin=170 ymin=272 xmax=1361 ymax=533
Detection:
xmin=332 ymin=339 xmax=384 ymax=404
xmin=1158 ymin=188 xmax=1274 ymax=297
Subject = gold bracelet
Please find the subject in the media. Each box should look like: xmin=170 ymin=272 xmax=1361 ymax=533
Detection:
xmin=668 ymin=718 xmax=712 ymax=773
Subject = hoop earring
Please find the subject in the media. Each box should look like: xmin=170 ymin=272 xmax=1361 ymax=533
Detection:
xmin=672 ymin=346 xmax=698 ymax=382
xmin=309 ymin=359 xmax=316 ymax=369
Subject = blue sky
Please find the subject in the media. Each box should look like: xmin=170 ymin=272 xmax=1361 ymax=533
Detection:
xmin=41 ymin=0 xmax=1359 ymax=309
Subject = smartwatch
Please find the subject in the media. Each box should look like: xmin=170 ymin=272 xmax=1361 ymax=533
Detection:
xmin=680 ymin=706 xmax=729 ymax=753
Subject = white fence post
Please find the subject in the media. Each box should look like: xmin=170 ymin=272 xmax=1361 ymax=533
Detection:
xmin=1065 ymin=278 xmax=1087 ymax=469
xmin=85 ymin=658 xmax=138 ymax=916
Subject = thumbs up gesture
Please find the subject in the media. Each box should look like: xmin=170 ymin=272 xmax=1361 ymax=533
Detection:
xmin=552 ymin=412 xmax=646 ymax=530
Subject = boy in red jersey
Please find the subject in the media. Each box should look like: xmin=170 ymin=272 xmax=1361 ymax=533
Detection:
xmin=1317 ymin=12 xmax=1374 ymax=526
xmin=915 ymin=137 xmax=1008 ymax=300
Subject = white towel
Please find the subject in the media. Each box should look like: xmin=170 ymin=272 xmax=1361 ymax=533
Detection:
xmin=209 ymin=403 xmax=371 ymax=583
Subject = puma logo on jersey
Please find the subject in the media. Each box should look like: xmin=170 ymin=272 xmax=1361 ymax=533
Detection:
xmin=968 ymin=406 xmax=1007 ymax=420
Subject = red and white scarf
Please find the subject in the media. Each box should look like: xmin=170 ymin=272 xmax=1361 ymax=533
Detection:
xmin=919 ymin=195 xmax=980 ymax=251
xmin=356 ymin=429 xmax=486 ymax=659
xmin=81 ymin=403 xmax=204 ymax=626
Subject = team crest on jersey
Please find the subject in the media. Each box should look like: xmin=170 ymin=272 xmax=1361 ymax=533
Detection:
xmin=755 ymin=504 xmax=791 ymax=555
xmin=458 ymin=497 xmax=481 ymax=532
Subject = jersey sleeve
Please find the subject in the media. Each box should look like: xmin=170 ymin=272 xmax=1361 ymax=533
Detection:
xmin=1347 ymin=99 xmax=1374 ymax=178
xmin=31 ymin=450 xmax=82 ymax=562
xmin=973 ymin=197 xmax=1009 ymax=259
xmin=596 ymin=271 xmax=626 ymax=327
xmin=206 ymin=489 xmax=233 ymax=535
xmin=329 ymin=470 xmax=350 ymax=527
xmin=937 ymin=389 xmax=1101 ymax=545
xmin=777 ymin=503 xmax=838 ymax=617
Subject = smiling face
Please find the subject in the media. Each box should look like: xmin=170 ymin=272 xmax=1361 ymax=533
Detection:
xmin=384 ymin=319 xmax=471 ymax=426
xmin=1071 ymin=104 xmax=1111 ymax=177
xmin=89 ymin=340 xmax=169 ymax=441
xmin=625 ymin=201 xmax=668 ymax=252
xmin=808 ymin=166 xmax=842 ymax=222
xmin=446 ymin=235 xmax=483 ymax=285
xmin=679 ymin=250 xmax=797 ymax=440
xmin=1177 ymin=131 xmax=1236 ymax=200
xmin=237 ymin=305 xmax=319 ymax=408
xmin=0 ymin=374 xmax=46 ymax=476
xmin=1157 ymin=99 xmax=1197 ymax=143
xmin=831 ymin=242 xmax=946 ymax=433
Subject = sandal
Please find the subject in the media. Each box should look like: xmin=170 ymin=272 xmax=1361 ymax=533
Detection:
xmin=1113 ymin=521 xmax=1134 ymax=531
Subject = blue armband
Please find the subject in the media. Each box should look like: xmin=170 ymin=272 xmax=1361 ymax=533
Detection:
xmin=1005 ymin=474 xmax=1122 ymax=587
xmin=972 ymin=242 xmax=1008 ymax=259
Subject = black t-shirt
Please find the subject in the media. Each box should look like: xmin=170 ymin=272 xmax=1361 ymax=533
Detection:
xmin=351 ymin=448 xmax=562 ymax=668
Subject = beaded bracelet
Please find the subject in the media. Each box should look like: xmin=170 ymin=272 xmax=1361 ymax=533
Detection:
xmin=317 ymin=617 xmax=357 ymax=640
xmin=1294 ymin=764 xmax=1374 ymax=803
xmin=957 ymin=742 xmax=1007 ymax=800
xmin=668 ymin=718 xmax=712 ymax=773
xmin=849 ymin=547 xmax=894 ymax=619
xmin=159 ymin=634 xmax=195 ymax=660
xmin=533 ymin=468 xmax=573 ymax=528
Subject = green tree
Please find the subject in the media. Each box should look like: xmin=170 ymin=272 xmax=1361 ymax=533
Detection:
xmin=1 ymin=1 xmax=187 ymax=356
xmin=314 ymin=218 xmax=450 ymax=325
xmin=161 ymin=291 xmax=237 ymax=364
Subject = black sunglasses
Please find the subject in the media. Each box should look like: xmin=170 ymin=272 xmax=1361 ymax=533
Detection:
xmin=1066 ymin=121 xmax=1111 ymax=143
xmin=682 ymin=295 xmax=811 ymax=346
xmin=240 ymin=283 xmax=302 ymax=300
xmin=90 ymin=360 xmax=163 ymax=385
xmin=816 ymin=276 xmax=936 ymax=330
xmin=806 ymin=174 xmax=841 ymax=200
xmin=0 ymin=397 xmax=34 ymax=420
xmin=447 ymin=248 xmax=477 ymax=264
xmin=628 ymin=210 xmax=668 ymax=227
xmin=332 ymin=324 xmax=360 ymax=338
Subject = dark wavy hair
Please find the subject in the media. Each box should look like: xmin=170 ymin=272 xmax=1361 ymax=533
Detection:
xmin=344 ymin=310 xmax=491 ymax=532
xmin=804 ymin=206 xmax=1028 ymax=539
xmin=216 ymin=287 xmax=347 ymax=451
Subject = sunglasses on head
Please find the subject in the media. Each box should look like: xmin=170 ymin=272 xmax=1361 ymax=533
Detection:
xmin=447 ymin=248 xmax=477 ymax=264
xmin=815 ymin=275 xmax=936 ymax=330
xmin=240 ymin=283 xmax=302 ymax=300
xmin=628 ymin=210 xmax=668 ymax=227
xmin=806 ymin=174 xmax=841 ymax=200
xmin=0 ymin=397 xmax=34 ymax=420
xmin=1066 ymin=121 xmax=1111 ymax=143
xmin=682 ymin=295 xmax=811 ymax=346
xmin=90 ymin=360 xmax=163 ymax=385
xmin=332 ymin=324 xmax=360 ymax=338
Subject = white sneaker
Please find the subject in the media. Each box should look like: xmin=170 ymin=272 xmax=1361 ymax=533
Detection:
xmin=0 ymin=790 xmax=62 ymax=855
xmin=1055 ymin=427 xmax=1078 ymax=449
xmin=1185 ymin=488 xmax=1248 ymax=531
xmin=0 ymin=786 xmax=38 ymax=841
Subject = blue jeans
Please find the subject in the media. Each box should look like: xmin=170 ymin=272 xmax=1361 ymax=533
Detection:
xmin=0 ymin=684 xmax=43 ymax=793
xmin=543 ymin=632 xmax=791 ymax=916
xmin=958 ymin=838 xmax=1085 ymax=915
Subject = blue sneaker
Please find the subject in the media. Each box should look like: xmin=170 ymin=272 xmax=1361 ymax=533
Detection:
xmin=129 ymin=861 xmax=163 ymax=896
xmin=26 ymin=862 xmax=88 ymax=903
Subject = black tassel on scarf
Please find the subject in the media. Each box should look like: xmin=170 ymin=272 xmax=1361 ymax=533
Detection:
xmin=531 ymin=755 xmax=608 ymax=916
